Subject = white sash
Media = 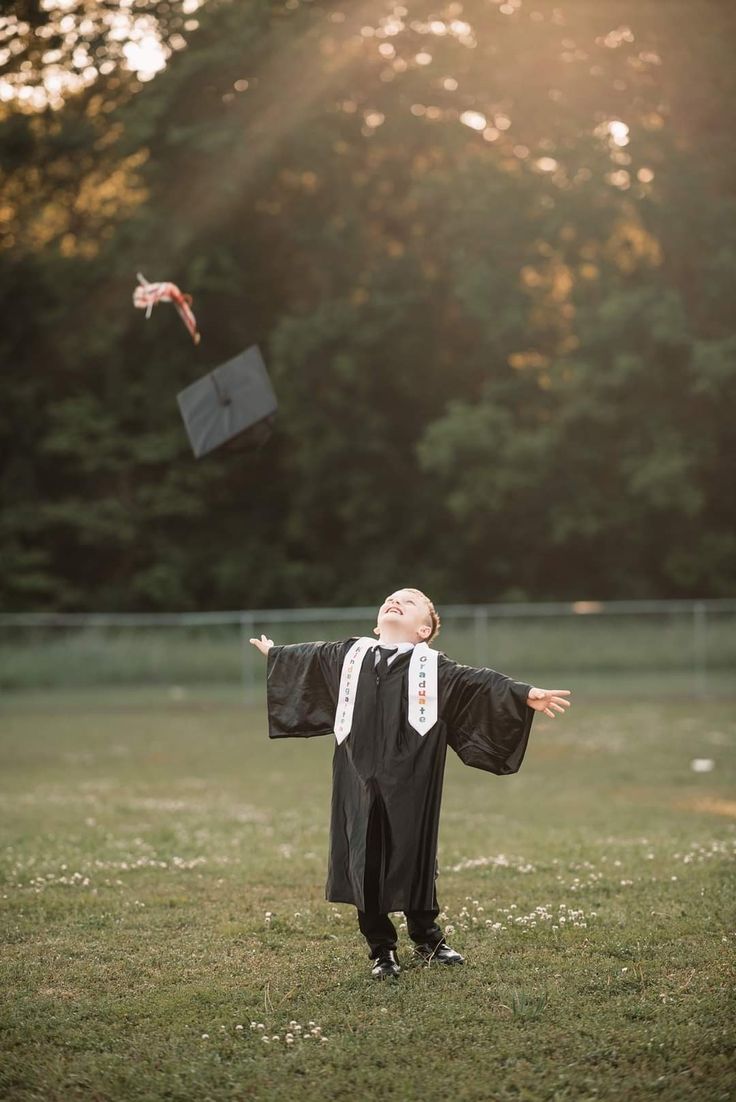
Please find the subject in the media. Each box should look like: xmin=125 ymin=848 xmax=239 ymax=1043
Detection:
xmin=334 ymin=638 xmax=438 ymax=744
xmin=334 ymin=637 xmax=376 ymax=745
xmin=408 ymin=642 xmax=438 ymax=734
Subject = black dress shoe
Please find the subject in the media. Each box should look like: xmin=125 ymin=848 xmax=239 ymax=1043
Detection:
xmin=413 ymin=941 xmax=464 ymax=965
xmin=371 ymin=949 xmax=400 ymax=979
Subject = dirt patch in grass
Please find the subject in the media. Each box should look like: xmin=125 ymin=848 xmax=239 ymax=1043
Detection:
xmin=677 ymin=796 xmax=736 ymax=818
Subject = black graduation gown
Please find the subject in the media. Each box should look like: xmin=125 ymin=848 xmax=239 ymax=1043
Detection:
xmin=265 ymin=639 xmax=534 ymax=913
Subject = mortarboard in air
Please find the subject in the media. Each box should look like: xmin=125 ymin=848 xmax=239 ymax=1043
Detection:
xmin=177 ymin=345 xmax=277 ymax=458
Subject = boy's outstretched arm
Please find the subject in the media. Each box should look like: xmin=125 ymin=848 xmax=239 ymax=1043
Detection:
xmin=526 ymin=687 xmax=572 ymax=719
xmin=254 ymin=638 xmax=347 ymax=740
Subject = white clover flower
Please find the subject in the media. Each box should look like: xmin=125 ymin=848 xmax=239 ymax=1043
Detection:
xmin=235 ymin=1024 xmax=243 ymax=1031
xmin=201 ymin=1033 xmax=209 ymax=1039
xmin=257 ymin=1023 xmax=265 ymax=1031
xmin=286 ymin=1036 xmax=294 ymax=1045
xmin=262 ymin=1036 xmax=270 ymax=1043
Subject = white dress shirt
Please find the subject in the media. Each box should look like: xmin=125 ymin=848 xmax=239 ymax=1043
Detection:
xmin=374 ymin=640 xmax=415 ymax=667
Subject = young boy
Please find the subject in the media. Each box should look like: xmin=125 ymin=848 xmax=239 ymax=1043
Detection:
xmin=251 ymin=588 xmax=571 ymax=979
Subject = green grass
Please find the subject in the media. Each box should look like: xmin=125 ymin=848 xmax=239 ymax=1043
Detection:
xmin=1 ymin=685 xmax=734 ymax=1101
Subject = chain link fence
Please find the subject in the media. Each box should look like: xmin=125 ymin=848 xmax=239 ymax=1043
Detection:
xmin=1 ymin=600 xmax=734 ymax=700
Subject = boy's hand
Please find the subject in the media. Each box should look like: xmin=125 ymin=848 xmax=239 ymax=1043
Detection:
xmin=527 ymin=688 xmax=571 ymax=718
xmin=249 ymin=634 xmax=274 ymax=655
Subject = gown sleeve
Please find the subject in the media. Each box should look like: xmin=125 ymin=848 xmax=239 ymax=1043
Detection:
xmin=266 ymin=640 xmax=348 ymax=739
xmin=440 ymin=656 xmax=535 ymax=775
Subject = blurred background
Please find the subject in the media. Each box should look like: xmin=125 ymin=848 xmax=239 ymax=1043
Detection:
xmin=1 ymin=0 xmax=735 ymax=694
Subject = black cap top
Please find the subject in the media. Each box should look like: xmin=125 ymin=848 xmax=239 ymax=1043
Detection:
xmin=176 ymin=345 xmax=277 ymax=458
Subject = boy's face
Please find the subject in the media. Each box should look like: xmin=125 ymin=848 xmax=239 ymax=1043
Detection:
xmin=375 ymin=589 xmax=432 ymax=643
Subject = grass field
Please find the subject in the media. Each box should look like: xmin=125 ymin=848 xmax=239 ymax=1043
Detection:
xmin=1 ymin=682 xmax=734 ymax=1101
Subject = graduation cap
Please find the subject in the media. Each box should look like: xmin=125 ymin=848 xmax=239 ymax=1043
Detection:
xmin=177 ymin=345 xmax=277 ymax=458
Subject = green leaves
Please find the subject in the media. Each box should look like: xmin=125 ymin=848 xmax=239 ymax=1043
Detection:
xmin=1 ymin=1 xmax=735 ymax=608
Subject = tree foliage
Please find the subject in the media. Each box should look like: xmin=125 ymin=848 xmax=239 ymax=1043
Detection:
xmin=1 ymin=0 xmax=735 ymax=609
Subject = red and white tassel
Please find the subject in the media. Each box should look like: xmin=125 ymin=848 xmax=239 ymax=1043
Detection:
xmin=133 ymin=272 xmax=201 ymax=344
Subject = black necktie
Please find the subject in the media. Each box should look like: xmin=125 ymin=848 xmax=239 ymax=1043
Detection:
xmin=375 ymin=646 xmax=395 ymax=678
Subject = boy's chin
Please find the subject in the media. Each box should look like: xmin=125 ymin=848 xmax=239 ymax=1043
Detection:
xmin=377 ymin=620 xmax=415 ymax=641
xmin=378 ymin=614 xmax=403 ymax=629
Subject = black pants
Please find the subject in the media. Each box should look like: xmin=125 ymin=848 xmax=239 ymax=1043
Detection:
xmin=357 ymin=801 xmax=444 ymax=958
xmin=357 ymin=907 xmax=444 ymax=958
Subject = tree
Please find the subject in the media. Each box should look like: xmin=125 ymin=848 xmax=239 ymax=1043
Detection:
xmin=1 ymin=0 xmax=734 ymax=609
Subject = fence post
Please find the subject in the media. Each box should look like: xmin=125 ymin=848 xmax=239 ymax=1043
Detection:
xmin=240 ymin=612 xmax=255 ymax=702
xmin=693 ymin=601 xmax=707 ymax=698
xmin=474 ymin=606 xmax=489 ymax=665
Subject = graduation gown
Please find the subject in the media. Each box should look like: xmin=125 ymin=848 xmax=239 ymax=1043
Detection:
xmin=265 ymin=639 xmax=534 ymax=913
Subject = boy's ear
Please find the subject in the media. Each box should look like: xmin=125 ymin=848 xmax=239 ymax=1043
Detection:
xmin=373 ymin=625 xmax=380 ymax=636
xmin=418 ymin=623 xmax=431 ymax=640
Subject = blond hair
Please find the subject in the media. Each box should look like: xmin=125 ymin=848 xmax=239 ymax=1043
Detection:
xmin=404 ymin=588 xmax=441 ymax=643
